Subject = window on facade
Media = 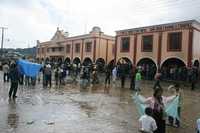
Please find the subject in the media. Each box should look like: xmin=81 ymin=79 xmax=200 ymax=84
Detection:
xmin=59 ymin=47 xmax=64 ymax=52
xmin=85 ymin=42 xmax=92 ymax=52
xmin=42 ymin=48 xmax=44 ymax=53
xmin=121 ymin=37 xmax=130 ymax=52
xmin=47 ymin=48 xmax=50 ymax=53
xmin=52 ymin=48 xmax=55 ymax=52
xmin=112 ymin=44 xmax=115 ymax=55
xmin=66 ymin=45 xmax=71 ymax=53
xmin=168 ymin=32 xmax=182 ymax=51
xmin=75 ymin=43 xmax=80 ymax=53
xmin=142 ymin=35 xmax=153 ymax=52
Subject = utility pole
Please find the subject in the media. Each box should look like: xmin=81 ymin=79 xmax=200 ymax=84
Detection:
xmin=0 ymin=27 xmax=8 ymax=54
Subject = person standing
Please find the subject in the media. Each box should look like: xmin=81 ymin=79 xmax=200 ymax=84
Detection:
xmin=105 ymin=65 xmax=111 ymax=87
xmin=153 ymin=70 xmax=162 ymax=90
xmin=139 ymin=107 xmax=157 ymax=133
xmin=54 ymin=67 xmax=59 ymax=85
xmin=191 ymin=67 xmax=198 ymax=91
xmin=112 ymin=66 xmax=117 ymax=85
xmin=92 ymin=65 xmax=99 ymax=84
xmin=167 ymin=83 xmax=182 ymax=127
xmin=9 ymin=63 xmax=19 ymax=99
xmin=130 ymin=66 xmax=136 ymax=90
xmin=119 ymin=60 xmax=127 ymax=88
xmin=135 ymin=69 xmax=142 ymax=91
xmin=45 ymin=64 xmax=52 ymax=88
xmin=3 ymin=63 xmax=9 ymax=82
xmin=25 ymin=76 xmax=30 ymax=86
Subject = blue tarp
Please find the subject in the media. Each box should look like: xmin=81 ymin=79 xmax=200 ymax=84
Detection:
xmin=17 ymin=59 xmax=42 ymax=78
xmin=133 ymin=93 xmax=180 ymax=120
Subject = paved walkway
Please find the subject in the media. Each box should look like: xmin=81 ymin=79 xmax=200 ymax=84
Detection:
xmin=0 ymin=72 xmax=199 ymax=133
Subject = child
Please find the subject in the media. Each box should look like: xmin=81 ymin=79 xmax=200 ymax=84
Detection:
xmin=139 ymin=107 xmax=157 ymax=133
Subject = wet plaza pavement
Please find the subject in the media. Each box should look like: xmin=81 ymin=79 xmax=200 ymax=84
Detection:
xmin=0 ymin=72 xmax=200 ymax=133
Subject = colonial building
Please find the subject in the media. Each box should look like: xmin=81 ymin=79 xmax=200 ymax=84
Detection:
xmin=115 ymin=20 xmax=200 ymax=70
xmin=36 ymin=27 xmax=115 ymax=66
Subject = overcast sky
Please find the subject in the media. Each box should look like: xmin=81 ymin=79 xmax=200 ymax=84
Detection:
xmin=0 ymin=0 xmax=200 ymax=48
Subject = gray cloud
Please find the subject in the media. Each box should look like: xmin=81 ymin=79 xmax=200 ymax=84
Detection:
xmin=0 ymin=0 xmax=200 ymax=48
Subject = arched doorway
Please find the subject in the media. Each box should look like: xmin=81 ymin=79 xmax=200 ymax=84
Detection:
xmin=50 ymin=57 xmax=55 ymax=64
xmin=83 ymin=57 xmax=93 ymax=66
xmin=36 ymin=58 xmax=39 ymax=63
xmin=57 ymin=57 xmax=63 ymax=65
xmin=161 ymin=58 xmax=186 ymax=81
xmin=73 ymin=57 xmax=81 ymax=65
xmin=107 ymin=59 xmax=115 ymax=70
xmin=64 ymin=57 xmax=71 ymax=65
xmin=45 ymin=58 xmax=50 ymax=64
xmin=193 ymin=60 xmax=199 ymax=68
xmin=117 ymin=57 xmax=132 ymax=76
xmin=41 ymin=58 xmax=44 ymax=64
xmin=137 ymin=58 xmax=157 ymax=80
xmin=96 ymin=58 xmax=106 ymax=72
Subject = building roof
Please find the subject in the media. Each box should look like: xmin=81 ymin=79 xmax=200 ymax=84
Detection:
xmin=38 ymin=27 xmax=115 ymax=45
xmin=116 ymin=20 xmax=200 ymax=32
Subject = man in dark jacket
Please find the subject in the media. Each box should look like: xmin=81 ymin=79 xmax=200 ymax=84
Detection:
xmin=191 ymin=67 xmax=198 ymax=90
xmin=130 ymin=65 xmax=136 ymax=90
xmin=105 ymin=65 xmax=111 ymax=87
xmin=9 ymin=63 xmax=19 ymax=99
xmin=119 ymin=60 xmax=127 ymax=88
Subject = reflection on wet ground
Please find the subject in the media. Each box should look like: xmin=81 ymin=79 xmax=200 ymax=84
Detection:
xmin=0 ymin=73 xmax=200 ymax=133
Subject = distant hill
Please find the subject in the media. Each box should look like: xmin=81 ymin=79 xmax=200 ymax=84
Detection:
xmin=3 ymin=47 xmax=36 ymax=58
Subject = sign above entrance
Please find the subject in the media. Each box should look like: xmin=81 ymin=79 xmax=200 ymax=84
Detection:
xmin=117 ymin=22 xmax=192 ymax=36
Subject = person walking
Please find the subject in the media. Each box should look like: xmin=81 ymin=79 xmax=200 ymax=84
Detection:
xmin=9 ymin=63 xmax=19 ymax=99
xmin=3 ymin=63 xmax=9 ymax=82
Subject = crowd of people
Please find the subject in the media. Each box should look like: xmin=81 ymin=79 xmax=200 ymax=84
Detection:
xmin=1 ymin=59 xmax=200 ymax=133
xmin=138 ymin=63 xmax=199 ymax=83
xmin=1 ymin=60 xmax=199 ymax=90
xmin=1 ymin=59 xmax=200 ymax=98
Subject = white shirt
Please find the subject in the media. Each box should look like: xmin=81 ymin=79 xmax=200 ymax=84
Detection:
xmin=3 ymin=64 xmax=9 ymax=73
xmin=112 ymin=67 xmax=117 ymax=77
xmin=139 ymin=115 xmax=157 ymax=133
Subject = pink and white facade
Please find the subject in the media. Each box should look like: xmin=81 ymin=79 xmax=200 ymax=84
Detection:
xmin=115 ymin=20 xmax=200 ymax=69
